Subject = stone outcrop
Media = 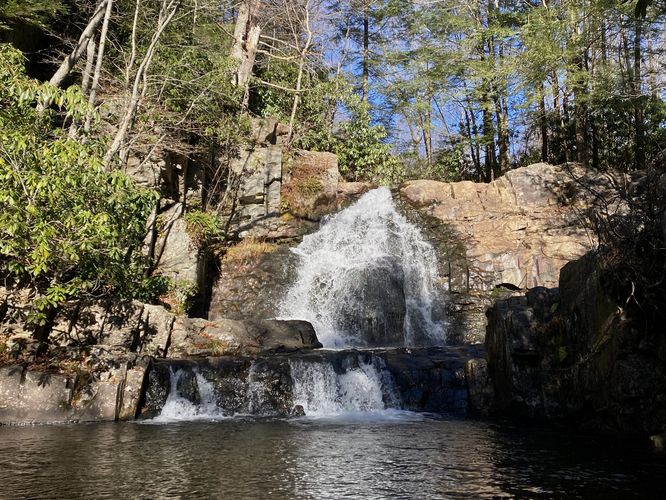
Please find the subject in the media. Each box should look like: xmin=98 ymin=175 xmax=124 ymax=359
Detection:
xmin=0 ymin=357 xmax=148 ymax=424
xmin=152 ymin=202 xmax=200 ymax=287
xmin=485 ymin=253 xmax=666 ymax=435
xmin=0 ymin=295 xmax=321 ymax=424
xmin=168 ymin=318 xmax=321 ymax=357
xmin=281 ymin=150 xmax=339 ymax=220
xmin=209 ymin=245 xmax=301 ymax=321
xmin=400 ymin=163 xmax=611 ymax=290
xmin=231 ymin=145 xmax=283 ymax=235
xmin=400 ymin=162 xmax=615 ymax=343
xmin=141 ymin=345 xmax=487 ymax=418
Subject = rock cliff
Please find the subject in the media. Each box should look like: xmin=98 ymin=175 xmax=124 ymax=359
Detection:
xmin=485 ymin=253 xmax=666 ymax=435
xmin=399 ymin=162 xmax=616 ymax=343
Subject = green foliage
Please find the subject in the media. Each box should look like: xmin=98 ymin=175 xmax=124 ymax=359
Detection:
xmin=404 ymin=142 xmax=472 ymax=182
xmin=295 ymin=177 xmax=324 ymax=197
xmin=167 ymin=279 xmax=198 ymax=316
xmin=130 ymin=274 xmax=173 ymax=304
xmin=334 ymin=98 xmax=404 ymax=185
xmin=183 ymin=209 xmax=221 ymax=247
xmin=0 ymin=0 xmax=66 ymax=31
xmin=0 ymin=45 xmax=157 ymax=325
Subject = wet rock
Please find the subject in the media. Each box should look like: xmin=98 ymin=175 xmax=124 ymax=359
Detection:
xmin=465 ymin=358 xmax=493 ymax=416
xmin=291 ymin=404 xmax=305 ymax=416
xmin=336 ymin=182 xmax=376 ymax=208
xmin=209 ymin=245 xmax=300 ymax=321
xmin=141 ymin=346 xmax=487 ymax=418
xmin=334 ymin=258 xmax=406 ymax=346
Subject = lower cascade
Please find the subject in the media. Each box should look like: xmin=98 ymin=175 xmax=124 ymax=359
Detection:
xmin=288 ymin=357 xmax=400 ymax=416
xmin=148 ymin=354 xmax=405 ymax=420
xmin=152 ymin=368 xmax=224 ymax=422
xmin=144 ymin=345 xmax=479 ymax=420
xmin=278 ymin=187 xmax=446 ymax=348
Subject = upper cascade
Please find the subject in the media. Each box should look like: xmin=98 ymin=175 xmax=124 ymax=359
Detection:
xmin=278 ymin=187 xmax=446 ymax=348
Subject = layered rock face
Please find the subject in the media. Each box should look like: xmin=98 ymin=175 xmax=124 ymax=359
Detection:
xmin=141 ymin=345 xmax=486 ymax=418
xmin=485 ymin=254 xmax=666 ymax=435
xmin=400 ymin=163 xmax=611 ymax=343
xmin=0 ymin=295 xmax=320 ymax=424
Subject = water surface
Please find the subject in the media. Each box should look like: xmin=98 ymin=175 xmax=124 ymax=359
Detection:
xmin=0 ymin=416 xmax=663 ymax=499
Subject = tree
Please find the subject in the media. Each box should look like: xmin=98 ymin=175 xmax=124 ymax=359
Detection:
xmin=0 ymin=45 xmax=156 ymax=347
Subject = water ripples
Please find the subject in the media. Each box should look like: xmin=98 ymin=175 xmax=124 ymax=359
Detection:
xmin=0 ymin=418 xmax=664 ymax=499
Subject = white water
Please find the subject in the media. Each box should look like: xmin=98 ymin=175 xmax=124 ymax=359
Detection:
xmin=289 ymin=355 xmax=401 ymax=417
xmin=151 ymin=368 xmax=225 ymax=422
xmin=279 ymin=187 xmax=446 ymax=347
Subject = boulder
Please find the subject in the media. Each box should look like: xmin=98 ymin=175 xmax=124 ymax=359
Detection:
xmin=153 ymin=203 xmax=199 ymax=286
xmin=168 ymin=318 xmax=321 ymax=358
xmin=0 ymin=356 xmax=150 ymax=424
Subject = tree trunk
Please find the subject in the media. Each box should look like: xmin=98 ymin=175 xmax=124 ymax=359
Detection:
xmin=540 ymin=88 xmax=549 ymax=162
xmin=634 ymin=17 xmax=645 ymax=169
xmin=84 ymin=0 xmax=114 ymax=133
xmin=287 ymin=0 xmax=313 ymax=144
xmin=48 ymin=0 xmax=109 ymax=88
xmin=362 ymin=1 xmax=369 ymax=104
xmin=81 ymin=37 xmax=96 ymax=95
xmin=231 ymin=0 xmax=261 ymax=96
xmin=103 ymin=0 xmax=180 ymax=168
xmin=481 ymin=81 xmax=496 ymax=182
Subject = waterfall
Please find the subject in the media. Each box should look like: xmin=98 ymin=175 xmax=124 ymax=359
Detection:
xmin=279 ymin=187 xmax=446 ymax=347
xmin=152 ymin=368 xmax=224 ymax=422
xmin=289 ymin=355 xmax=400 ymax=417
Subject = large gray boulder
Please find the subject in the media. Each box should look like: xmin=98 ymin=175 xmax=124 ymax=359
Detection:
xmin=0 ymin=358 xmax=149 ymax=425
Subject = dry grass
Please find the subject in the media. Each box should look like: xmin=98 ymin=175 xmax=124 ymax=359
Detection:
xmin=223 ymin=238 xmax=278 ymax=264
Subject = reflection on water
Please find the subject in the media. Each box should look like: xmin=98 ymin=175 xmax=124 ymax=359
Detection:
xmin=0 ymin=417 xmax=664 ymax=499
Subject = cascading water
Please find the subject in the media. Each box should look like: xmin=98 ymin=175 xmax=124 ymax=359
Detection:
xmin=279 ymin=187 xmax=446 ymax=348
xmin=146 ymin=189 xmax=450 ymax=421
xmin=152 ymin=368 xmax=224 ymax=422
xmin=289 ymin=355 xmax=400 ymax=417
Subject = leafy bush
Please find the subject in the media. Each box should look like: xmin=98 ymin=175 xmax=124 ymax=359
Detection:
xmin=334 ymin=99 xmax=404 ymax=185
xmin=0 ymin=45 xmax=157 ymax=333
xmin=183 ymin=209 xmax=221 ymax=247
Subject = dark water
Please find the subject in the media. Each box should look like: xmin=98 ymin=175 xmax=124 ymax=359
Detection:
xmin=0 ymin=415 xmax=664 ymax=499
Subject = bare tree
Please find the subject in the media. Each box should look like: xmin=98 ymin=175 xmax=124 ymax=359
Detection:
xmin=48 ymin=0 xmax=109 ymax=88
xmin=103 ymin=0 xmax=181 ymax=168
xmin=231 ymin=0 xmax=262 ymax=107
